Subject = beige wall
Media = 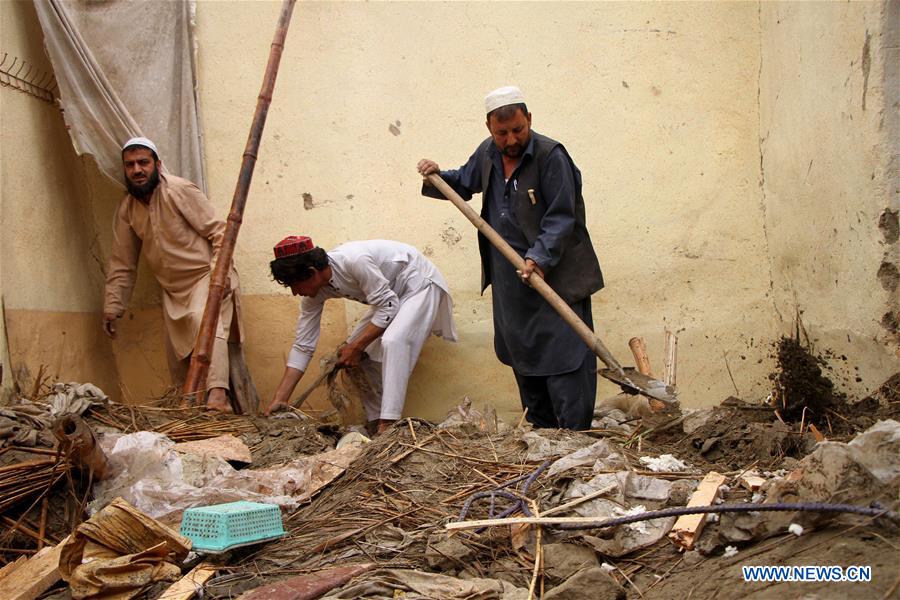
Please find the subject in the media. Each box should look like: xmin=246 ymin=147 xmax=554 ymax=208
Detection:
xmin=1 ymin=0 xmax=111 ymax=394
xmin=197 ymin=1 xmax=774 ymax=415
xmin=760 ymin=1 xmax=899 ymax=398
xmin=0 ymin=0 xmax=159 ymax=398
xmin=1 ymin=1 xmax=895 ymax=420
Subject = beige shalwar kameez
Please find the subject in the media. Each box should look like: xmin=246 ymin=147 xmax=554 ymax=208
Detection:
xmin=103 ymin=174 xmax=242 ymax=390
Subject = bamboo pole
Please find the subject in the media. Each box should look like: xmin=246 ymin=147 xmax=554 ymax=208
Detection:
xmin=183 ymin=0 xmax=297 ymax=400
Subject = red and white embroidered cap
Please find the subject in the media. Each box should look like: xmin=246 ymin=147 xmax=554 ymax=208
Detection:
xmin=273 ymin=236 xmax=314 ymax=258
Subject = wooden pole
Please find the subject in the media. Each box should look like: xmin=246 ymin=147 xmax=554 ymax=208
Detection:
xmin=628 ymin=337 xmax=652 ymax=376
xmin=183 ymin=0 xmax=297 ymax=399
xmin=629 ymin=336 xmax=668 ymax=411
xmin=664 ymin=329 xmax=678 ymax=387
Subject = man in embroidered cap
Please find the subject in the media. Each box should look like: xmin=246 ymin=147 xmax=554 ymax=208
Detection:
xmin=416 ymin=86 xmax=604 ymax=430
xmin=264 ymin=237 xmax=457 ymax=434
xmin=102 ymin=137 xmax=243 ymax=412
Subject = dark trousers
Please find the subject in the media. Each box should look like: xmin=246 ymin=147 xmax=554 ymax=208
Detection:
xmin=513 ymin=354 xmax=597 ymax=430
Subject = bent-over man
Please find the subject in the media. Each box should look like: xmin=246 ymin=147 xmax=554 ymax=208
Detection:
xmin=264 ymin=237 xmax=457 ymax=434
xmin=103 ymin=137 xmax=241 ymax=412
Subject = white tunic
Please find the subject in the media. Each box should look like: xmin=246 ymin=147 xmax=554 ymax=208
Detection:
xmin=287 ymin=240 xmax=457 ymax=420
xmin=287 ymin=240 xmax=456 ymax=371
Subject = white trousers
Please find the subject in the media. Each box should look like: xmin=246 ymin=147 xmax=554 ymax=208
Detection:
xmin=348 ymin=284 xmax=445 ymax=421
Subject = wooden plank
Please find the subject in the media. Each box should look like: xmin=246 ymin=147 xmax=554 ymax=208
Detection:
xmin=663 ymin=330 xmax=678 ymax=387
xmin=158 ymin=562 xmax=218 ymax=600
xmin=630 ymin=337 xmax=666 ymax=412
xmin=739 ymin=475 xmax=766 ymax=492
xmin=668 ymin=471 xmax=726 ymax=549
xmin=0 ymin=537 xmax=66 ymax=600
xmin=0 ymin=555 xmax=28 ymax=585
xmin=237 ymin=563 xmax=374 ymax=600
xmin=628 ymin=337 xmax=653 ymax=377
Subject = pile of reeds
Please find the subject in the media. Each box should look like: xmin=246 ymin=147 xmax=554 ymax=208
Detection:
xmin=0 ymin=450 xmax=72 ymax=554
xmin=154 ymin=414 xmax=256 ymax=442
xmin=0 ymin=454 xmax=70 ymax=515
xmin=88 ymin=403 xmax=256 ymax=442
xmin=240 ymin=420 xmax=545 ymax=585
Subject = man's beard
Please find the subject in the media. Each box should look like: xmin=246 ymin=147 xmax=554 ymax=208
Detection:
xmin=126 ymin=167 xmax=160 ymax=201
xmin=501 ymin=144 xmax=523 ymax=158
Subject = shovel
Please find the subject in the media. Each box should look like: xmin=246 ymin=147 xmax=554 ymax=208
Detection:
xmin=290 ymin=353 xmax=341 ymax=409
xmin=426 ymin=173 xmax=676 ymax=404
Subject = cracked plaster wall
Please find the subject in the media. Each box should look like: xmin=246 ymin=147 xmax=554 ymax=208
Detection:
xmin=759 ymin=1 xmax=899 ymax=398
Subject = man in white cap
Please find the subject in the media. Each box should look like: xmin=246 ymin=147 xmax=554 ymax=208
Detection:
xmin=102 ymin=137 xmax=242 ymax=412
xmin=416 ymin=86 xmax=604 ymax=431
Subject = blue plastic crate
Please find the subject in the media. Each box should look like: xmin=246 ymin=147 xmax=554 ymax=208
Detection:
xmin=180 ymin=501 xmax=285 ymax=553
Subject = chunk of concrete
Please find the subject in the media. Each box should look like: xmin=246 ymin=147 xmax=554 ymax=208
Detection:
xmin=543 ymin=567 xmax=626 ymax=600
xmin=847 ymin=419 xmax=900 ymax=486
xmin=541 ymin=543 xmax=599 ymax=582
xmin=425 ymin=534 xmax=474 ymax=571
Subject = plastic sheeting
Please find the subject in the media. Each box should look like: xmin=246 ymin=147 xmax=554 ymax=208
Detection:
xmin=90 ymin=431 xmax=365 ymax=519
xmin=33 ymin=0 xmax=205 ymax=190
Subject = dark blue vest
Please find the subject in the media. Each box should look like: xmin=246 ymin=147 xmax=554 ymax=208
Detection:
xmin=477 ymin=132 xmax=604 ymax=304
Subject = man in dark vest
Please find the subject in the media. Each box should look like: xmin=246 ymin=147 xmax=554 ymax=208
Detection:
xmin=417 ymin=85 xmax=604 ymax=431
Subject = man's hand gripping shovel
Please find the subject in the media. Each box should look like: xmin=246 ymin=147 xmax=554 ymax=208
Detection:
xmin=425 ymin=173 xmax=677 ymax=405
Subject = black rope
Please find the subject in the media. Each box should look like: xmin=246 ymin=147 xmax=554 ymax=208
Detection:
xmin=457 ymin=461 xmax=550 ymax=533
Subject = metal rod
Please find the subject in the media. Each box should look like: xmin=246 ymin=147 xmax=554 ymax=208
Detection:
xmin=183 ymin=0 xmax=297 ymax=399
xmin=447 ymin=501 xmax=899 ymax=531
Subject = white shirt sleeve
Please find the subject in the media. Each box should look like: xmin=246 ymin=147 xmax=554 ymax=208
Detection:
xmin=347 ymin=255 xmax=401 ymax=328
xmin=286 ymin=297 xmax=325 ymax=371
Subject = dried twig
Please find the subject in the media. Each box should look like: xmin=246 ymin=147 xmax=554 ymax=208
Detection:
xmin=526 ymin=499 xmax=542 ymax=600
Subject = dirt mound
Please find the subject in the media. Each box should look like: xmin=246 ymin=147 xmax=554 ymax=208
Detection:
xmin=769 ymin=336 xmax=845 ymax=425
xmin=646 ymin=402 xmax=814 ymax=472
xmin=242 ymin=418 xmax=339 ymax=468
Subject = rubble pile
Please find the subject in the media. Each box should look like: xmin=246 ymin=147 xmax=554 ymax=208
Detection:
xmin=0 ymin=368 xmax=897 ymax=599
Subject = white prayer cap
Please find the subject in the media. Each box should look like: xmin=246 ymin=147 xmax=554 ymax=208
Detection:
xmin=484 ymin=86 xmax=526 ymax=114
xmin=122 ymin=136 xmax=159 ymax=156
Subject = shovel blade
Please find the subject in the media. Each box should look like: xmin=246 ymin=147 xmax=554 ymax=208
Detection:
xmin=599 ymin=367 xmax=678 ymax=404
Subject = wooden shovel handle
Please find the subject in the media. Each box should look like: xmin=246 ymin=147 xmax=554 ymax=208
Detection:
xmin=426 ymin=173 xmax=625 ymax=376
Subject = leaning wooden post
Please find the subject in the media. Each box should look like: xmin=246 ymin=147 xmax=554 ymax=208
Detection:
xmin=183 ymin=0 xmax=296 ymax=402
xmin=664 ymin=329 xmax=678 ymax=388
xmin=628 ymin=337 xmax=652 ymax=377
